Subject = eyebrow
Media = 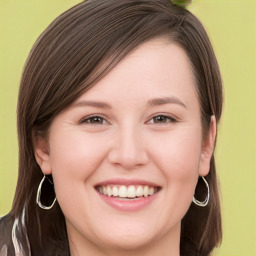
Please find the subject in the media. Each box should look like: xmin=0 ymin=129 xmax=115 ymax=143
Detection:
xmin=72 ymin=100 xmax=112 ymax=109
xmin=72 ymin=96 xmax=187 ymax=109
xmin=147 ymin=97 xmax=187 ymax=109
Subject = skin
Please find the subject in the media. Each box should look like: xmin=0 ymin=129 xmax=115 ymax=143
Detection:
xmin=34 ymin=38 xmax=216 ymax=256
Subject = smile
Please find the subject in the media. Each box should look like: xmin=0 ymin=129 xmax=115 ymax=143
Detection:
xmin=95 ymin=181 xmax=161 ymax=211
xmin=96 ymin=185 xmax=159 ymax=199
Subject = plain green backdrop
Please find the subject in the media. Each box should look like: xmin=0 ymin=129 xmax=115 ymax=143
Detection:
xmin=0 ymin=0 xmax=255 ymax=255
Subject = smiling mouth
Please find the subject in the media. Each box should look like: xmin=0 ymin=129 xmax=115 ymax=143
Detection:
xmin=95 ymin=185 xmax=160 ymax=200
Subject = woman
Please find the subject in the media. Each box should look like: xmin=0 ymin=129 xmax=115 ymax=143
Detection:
xmin=0 ymin=0 xmax=223 ymax=255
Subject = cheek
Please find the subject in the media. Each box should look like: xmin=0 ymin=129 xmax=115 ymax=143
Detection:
xmin=131 ymin=126 xmax=202 ymax=234
xmin=48 ymin=130 xmax=107 ymax=201
xmin=149 ymin=127 xmax=202 ymax=203
xmin=50 ymin=130 xmax=106 ymax=171
xmin=151 ymin=128 xmax=202 ymax=176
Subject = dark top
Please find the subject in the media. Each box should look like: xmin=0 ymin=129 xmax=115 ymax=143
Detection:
xmin=0 ymin=213 xmax=31 ymax=256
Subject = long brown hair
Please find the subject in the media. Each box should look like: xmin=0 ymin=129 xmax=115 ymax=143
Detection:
xmin=11 ymin=0 xmax=223 ymax=255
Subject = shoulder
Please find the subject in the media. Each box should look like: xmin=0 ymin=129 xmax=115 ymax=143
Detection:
xmin=0 ymin=213 xmax=14 ymax=243
xmin=0 ymin=213 xmax=15 ymax=256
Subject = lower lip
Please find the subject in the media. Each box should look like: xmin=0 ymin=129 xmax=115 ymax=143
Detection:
xmin=96 ymin=191 xmax=159 ymax=212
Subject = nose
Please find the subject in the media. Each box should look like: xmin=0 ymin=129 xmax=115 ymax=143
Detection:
xmin=107 ymin=125 xmax=149 ymax=170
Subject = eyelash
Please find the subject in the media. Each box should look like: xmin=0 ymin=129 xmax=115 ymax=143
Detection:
xmin=148 ymin=114 xmax=177 ymax=124
xmin=79 ymin=114 xmax=177 ymax=125
xmin=79 ymin=115 xmax=108 ymax=125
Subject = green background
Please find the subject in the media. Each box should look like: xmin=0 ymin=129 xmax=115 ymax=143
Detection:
xmin=0 ymin=0 xmax=255 ymax=255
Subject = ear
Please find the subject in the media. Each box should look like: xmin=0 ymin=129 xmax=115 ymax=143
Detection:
xmin=33 ymin=132 xmax=52 ymax=175
xmin=198 ymin=115 xmax=216 ymax=176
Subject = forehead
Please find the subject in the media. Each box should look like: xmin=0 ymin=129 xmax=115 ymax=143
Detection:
xmin=74 ymin=38 xmax=198 ymax=110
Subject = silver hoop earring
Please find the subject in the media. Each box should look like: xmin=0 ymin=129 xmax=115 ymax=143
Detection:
xmin=36 ymin=175 xmax=56 ymax=210
xmin=192 ymin=176 xmax=210 ymax=207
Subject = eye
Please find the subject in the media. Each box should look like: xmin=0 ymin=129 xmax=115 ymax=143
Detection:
xmin=148 ymin=115 xmax=176 ymax=124
xmin=80 ymin=116 xmax=108 ymax=125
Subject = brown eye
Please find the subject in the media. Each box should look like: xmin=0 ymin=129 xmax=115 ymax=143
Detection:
xmin=81 ymin=116 xmax=107 ymax=125
xmin=151 ymin=115 xmax=176 ymax=124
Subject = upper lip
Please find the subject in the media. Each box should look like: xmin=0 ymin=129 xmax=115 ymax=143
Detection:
xmin=94 ymin=178 xmax=160 ymax=188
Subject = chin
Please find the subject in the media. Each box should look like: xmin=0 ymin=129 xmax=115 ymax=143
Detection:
xmin=95 ymin=227 xmax=157 ymax=251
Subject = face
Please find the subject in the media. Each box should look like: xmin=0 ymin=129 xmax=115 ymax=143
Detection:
xmin=35 ymin=38 xmax=215 ymax=255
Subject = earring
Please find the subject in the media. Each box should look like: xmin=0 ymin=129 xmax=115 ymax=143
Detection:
xmin=36 ymin=175 xmax=56 ymax=210
xmin=192 ymin=176 xmax=210 ymax=207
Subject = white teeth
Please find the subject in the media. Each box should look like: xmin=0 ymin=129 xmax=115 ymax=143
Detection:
xmin=136 ymin=185 xmax=144 ymax=197
xmin=144 ymin=185 xmax=149 ymax=197
xmin=112 ymin=186 xmax=119 ymax=196
xmin=149 ymin=187 xmax=154 ymax=196
xmin=107 ymin=186 xmax=112 ymax=197
xmin=119 ymin=186 xmax=127 ymax=198
xmin=103 ymin=186 xmax=107 ymax=195
xmin=127 ymin=185 xmax=136 ymax=198
xmin=98 ymin=185 xmax=158 ymax=199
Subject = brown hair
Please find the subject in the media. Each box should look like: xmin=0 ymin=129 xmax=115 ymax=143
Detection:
xmin=11 ymin=0 xmax=222 ymax=255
